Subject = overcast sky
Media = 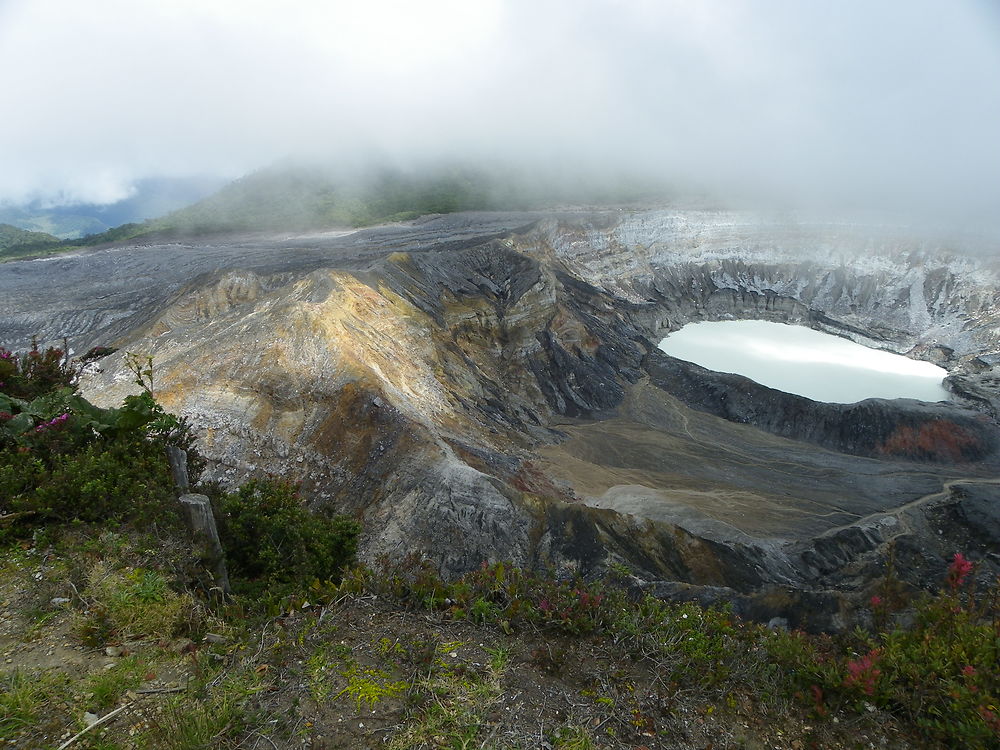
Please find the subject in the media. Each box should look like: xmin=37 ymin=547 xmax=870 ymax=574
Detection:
xmin=1 ymin=0 xmax=998 ymax=220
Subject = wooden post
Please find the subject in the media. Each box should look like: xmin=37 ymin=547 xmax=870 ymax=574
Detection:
xmin=179 ymin=494 xmax=232 ymax=596
xmin=166 ymin=445 xmax=190 ymax=493
xmin=166 ymin=446 xmax=230 ymax=596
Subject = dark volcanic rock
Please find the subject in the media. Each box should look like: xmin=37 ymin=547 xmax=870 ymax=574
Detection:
xmin=646 ymin=352 xmax=995 ymax=462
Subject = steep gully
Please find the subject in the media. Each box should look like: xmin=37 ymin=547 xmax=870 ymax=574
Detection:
xmin=2 ymin=209 xmax=998 ymax=630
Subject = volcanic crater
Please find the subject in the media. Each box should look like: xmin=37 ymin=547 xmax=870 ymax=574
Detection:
xmin=3 ymin=209 xmax=998 ymax=630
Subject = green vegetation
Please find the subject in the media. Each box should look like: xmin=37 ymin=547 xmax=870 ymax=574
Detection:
xmin=0 ymin=343 xmax=361 ymax=747
xmin=1 ymin=342 xmax=358 ymax=583
xmin=214 ymin=477 xmax=360 ymax=596
xmin=0 ymin=345 xmax=189 ymax=532
xmin=551 ymin=725 xmax=598 ymax=750
xmin=0 ymin=222 xmax=62 ymax=260
xmin=335 ymin=558 xmax=1000 ymax=748
xmin=0 ymin=205 xmax=108 ymax=241
xmin=0 ymin=670 xmax=71 ymax=742
xmin=385 ymin=641 xmax=505 ymax=750
xmin=85 ymin=656 xmax=148 ymax=709
xmin=140 ymin=673 xmax=265 ymax=749
xmin=75 ymin=563 xmax=201 ymax=646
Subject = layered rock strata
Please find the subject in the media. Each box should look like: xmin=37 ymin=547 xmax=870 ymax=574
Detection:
xmin=3 ymin=209 xmax=998 ymax=629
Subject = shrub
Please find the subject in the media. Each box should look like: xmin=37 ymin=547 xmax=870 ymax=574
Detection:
xmin=10 ymin=436 xmax=178 ymax=526
xmin=1 ymin=345 xmax=200 ymax=534
xmin=851 ymin=558 xmax=1000 ymax=747
xmin=771 ymin=553 xmax=1000 ymax=747
xmin=0 ymin=344 xmax=78 ymax=401
xmin=215 ymin=478 xmax=360 ymax=593
xmin=345 ymin=554 xmax=999 ymax=748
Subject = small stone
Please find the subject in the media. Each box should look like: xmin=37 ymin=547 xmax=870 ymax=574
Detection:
xmin=50 ymin=597 xmax=71 ymax=606
xmin=83 ymin=712 xmax=99 ymax=727
xmin=105 ymin=646 xmax=124 ymax=657
xmin=169 ymin=638 xmax=196 ymax=654
xmin=203 ymin=632 xmax=227 ymax=644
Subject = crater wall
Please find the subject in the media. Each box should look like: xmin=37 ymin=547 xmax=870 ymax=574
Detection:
xmin=4 ymin=208 xmax=998 ymax=629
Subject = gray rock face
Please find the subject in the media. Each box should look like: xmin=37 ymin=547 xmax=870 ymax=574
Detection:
xmin=645 ymin=354 xmax=995 ymax=461
xmin=0 ymin=213 xmax=544 ymax=353
xmin=2 ymin=208 xmax=998 ymax=630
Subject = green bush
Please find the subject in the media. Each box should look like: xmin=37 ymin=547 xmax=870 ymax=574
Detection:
xmin=1 ymin=345 xmax=197 ymax=535
xmin=20 ymin=437 xmax=178 ymax=525
xmin=0 ymin=345 xmax=78 ymax=400
xmin=215 ymin=478 xmax=360 ymax=593
xmin=847 ymin=555 xmax=1000 ymax=747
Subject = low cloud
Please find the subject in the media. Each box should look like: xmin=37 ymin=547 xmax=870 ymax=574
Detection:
xmin=1 ymin=0 xmax=998 ymax=226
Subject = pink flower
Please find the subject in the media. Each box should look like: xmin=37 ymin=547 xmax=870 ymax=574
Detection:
xmin=947 ymin=553 xmax=974 ymax=590
xmin=845 ymin=649 xmax=882 ymax=696
xmin=870 ymin=595 xmax=883 ymax=608
xmin=34 ymin=412 xmax=70 ymax=433
xmin=962 ymin=665 xmax=976 ymax=678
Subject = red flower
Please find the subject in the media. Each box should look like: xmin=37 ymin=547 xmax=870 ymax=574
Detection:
xmin=810 ymin=684 xmax=827 ymax=716
xmin=978 ymin=706 xmax=1000 ymax=733
xmin=870 ymin=595 xmax=883 ymax=608
xmin=845 ymin=649 xmax=882 ymax=696
xmin=947 ymin=553 xmax=974 ymax=590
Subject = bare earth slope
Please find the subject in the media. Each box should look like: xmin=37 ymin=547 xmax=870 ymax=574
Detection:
xmin=3 ymin=209 xmax=998 ymax=630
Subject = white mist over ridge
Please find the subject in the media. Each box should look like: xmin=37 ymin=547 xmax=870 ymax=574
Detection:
xmin=658 ymin=321 xmax=950 ymax=404
xmin=0 ymin=0 xmax=997 ymax=228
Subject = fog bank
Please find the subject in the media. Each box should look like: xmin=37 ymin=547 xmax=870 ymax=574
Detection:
xmin=1 ymin=0 xmax=998 ymax=228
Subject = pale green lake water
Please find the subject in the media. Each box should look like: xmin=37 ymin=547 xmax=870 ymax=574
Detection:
xmin=658 ymin=320 xmax=949 ymax=404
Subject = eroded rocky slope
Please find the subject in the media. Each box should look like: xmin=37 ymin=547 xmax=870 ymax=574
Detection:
xmin=3 ymin=209 xmax=998 ymax=629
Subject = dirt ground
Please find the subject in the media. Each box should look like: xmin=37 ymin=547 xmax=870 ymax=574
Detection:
xmin=1 ymin=542 xmax=919 ymax=749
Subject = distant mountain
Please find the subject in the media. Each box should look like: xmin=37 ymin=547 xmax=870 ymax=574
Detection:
xmin=0 ymin=175 xmax=227 ymax=240
xmin=141 ymin=162 xmax=666 ymax=237
xmin=0 ymin=223 xmax=61 ymax=260
xmin=1 ymin=163 xmax=668 ymax=254
xmin=0 ymin=206 xmax=106 ymax=240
